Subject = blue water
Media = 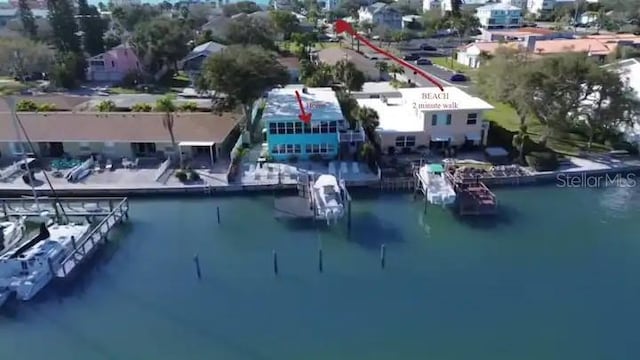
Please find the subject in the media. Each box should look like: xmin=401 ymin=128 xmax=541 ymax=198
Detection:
xmin=1 ymin=185 xmax=639 ymax=359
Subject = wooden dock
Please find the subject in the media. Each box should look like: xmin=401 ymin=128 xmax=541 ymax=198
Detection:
xmin=445 ymin=174 xmax=497 ymax=216
xmin=0 ymin=197 xmax=126 ymax=218
xmin=56 ymin=198 xmax=129 ymax=278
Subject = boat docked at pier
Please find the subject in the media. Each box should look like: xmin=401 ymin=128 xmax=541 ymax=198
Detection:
xmin=1 ymin=216 xmax=26 ymax=252
xmin=0 ymin=220 xmax=91 ymax=301
xmin=417 ymin=164 xmax=456 ymax=206
xmin=312 ymin=174 xmax=346 ymax=225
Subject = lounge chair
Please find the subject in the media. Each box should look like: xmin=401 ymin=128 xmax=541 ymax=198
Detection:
xmin=131 ymin=158 xmax=139 ymax=169
xmin=94 ymin=161 xmax=102 ymax=173
xmin=352 ymin=162 xmax=360 ymax=174
xmin=105 ymin=159 xmax=113 ymax=171
xmin=340 ymin=162 xmax=348 ymax=174
xmin=122 ymin=158 xmax=131 ymax=168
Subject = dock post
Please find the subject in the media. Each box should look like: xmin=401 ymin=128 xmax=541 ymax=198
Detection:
xmin=71 ymin=236 xmax=76 ymax=249
xmin=318 ymin=247 xmax=323 ymax=273
xmin=347 ymin=201 xmax=352 ymax=236
xmin=272 ymin=250 xmax=278 ymax=275
xmin=1 ymin=200 xmax=6 ymax=218
xmin=47 ymin=257 xmax=55 ymax=276
xmin=216 ymin=206 xmax=221 ymax=225
xmin=380 ymin=244 xmax=386 ymax=269
xmin=193 ymin=255 xmax=202 ymax=280
xmin=109 ymin=200 xmax=113 ymax=212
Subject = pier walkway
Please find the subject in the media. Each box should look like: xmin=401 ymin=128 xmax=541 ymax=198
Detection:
xmin=56 ymin=197 xmax=129 ymax=278
xmin=0 ymin=197 xmax=123 ymax=217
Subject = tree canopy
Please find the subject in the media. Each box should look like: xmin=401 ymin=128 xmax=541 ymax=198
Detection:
xmin=224 ymin=16 xmax=277 ymax=50
xmin=131 ymin=17 xmax=191 ymax=73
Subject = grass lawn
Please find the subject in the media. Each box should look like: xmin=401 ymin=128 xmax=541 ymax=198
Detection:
xmin=429 ymin=57 xmax=473 ymax=74
xmin=484 ymin=102 xmax=610 ymax=156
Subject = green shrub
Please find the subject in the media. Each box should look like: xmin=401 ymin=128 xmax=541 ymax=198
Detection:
xmin=16 ymin=99 xmax=38 ymax=112
xmin=188 ymin=170 xmax=201 ymax=181
xmin=525 ymin=151 xmax=559 ymax=171
xmin=175 ymin=170 xmax=188 ymax=182
xmin=611 ymin=141 xmax=639 ymax=155
xmin=131 ymin=103 xmax=152 ymax=112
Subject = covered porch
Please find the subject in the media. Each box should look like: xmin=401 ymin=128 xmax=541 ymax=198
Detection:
xmin=179 ymin=141 xmax=218 ymax=169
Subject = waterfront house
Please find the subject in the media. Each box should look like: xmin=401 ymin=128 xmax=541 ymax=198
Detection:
xmin=358 ymin=2 xmax=402 ymax=30
xmin=86 ymin=44 xmax=142 ymax=82
xmin=355 ymin=87 xmax=493 ymax=153
xmin=262 ymin=86 xmax=365 ymax=161
xmin=180 ymin=41 xmax=226 ymax=84
xmin=477 ymin=27 xmax=572 ymax=42
xmin=0 ymin=109 xmax=239 ymax=168
xmin=475 ymin=3 xmax=523 ymax=29
xmin=527 ymin=0 xmax=555 ymax=16
xmin=602 ymin=58 xmax=640 ymax=148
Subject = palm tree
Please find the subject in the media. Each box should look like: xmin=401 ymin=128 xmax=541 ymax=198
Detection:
xmin=354 ymin=106 xmax=381 ymax=167
xmin=374 ymin=61 xmax=389 ymax=81
xmin=155 ymin=95 xmax=183 ymax=169
xmin=388 ymin=63 xmax=404 ymax=80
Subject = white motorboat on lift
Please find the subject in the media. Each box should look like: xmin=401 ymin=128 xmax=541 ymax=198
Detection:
xmin=418 ymin=163 xmax=456 ymax=206
xmin=313 ymin=174 xmax=346 ymax=225
xmin=1 ymin=216 xmax=26 ymax=252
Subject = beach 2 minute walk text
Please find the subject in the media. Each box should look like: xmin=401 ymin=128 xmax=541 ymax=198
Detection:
xmin=413 ymin=92 xmax=458 ymax=110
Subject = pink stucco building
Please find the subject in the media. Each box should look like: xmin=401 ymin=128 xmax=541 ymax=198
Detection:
xmin=86 ymin=44 xmax=142 ymax=82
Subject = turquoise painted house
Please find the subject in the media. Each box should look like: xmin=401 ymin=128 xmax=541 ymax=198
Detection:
xmin=262 ymin=87 xmax=364 ymax=161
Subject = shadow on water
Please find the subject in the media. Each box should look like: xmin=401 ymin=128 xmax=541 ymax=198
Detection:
xmin=453 ymin=203 xmax=520 ymax=230
xmin=349 ymin=211 xmax=404 ymax=249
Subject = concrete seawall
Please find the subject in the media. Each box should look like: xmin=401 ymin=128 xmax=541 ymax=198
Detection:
xmin=1 ymin=165 xmax=639 ymax=198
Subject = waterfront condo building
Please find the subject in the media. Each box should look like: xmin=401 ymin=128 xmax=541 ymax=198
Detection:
xmin=262 ymin=87 xmax=365 ymax=161
xmin=355 ymin=87 xmax=493 ymax=153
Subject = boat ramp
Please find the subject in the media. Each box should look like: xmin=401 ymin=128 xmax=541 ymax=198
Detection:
xmin=1 ymin=197 xmax=130 ymax=279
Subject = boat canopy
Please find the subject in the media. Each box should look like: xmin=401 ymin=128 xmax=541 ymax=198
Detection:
xmin=427 ymin=164 xmax=444 ymax=173
xmin=313 ymin=174 xmax=339 ymax=190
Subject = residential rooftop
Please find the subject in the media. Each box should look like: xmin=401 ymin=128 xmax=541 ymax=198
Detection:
xmin=263 ymin=87 xmax=343 ymax=122
xmin=0 ymin=111 xmax=239 ymax=143
xmin=355 ymin=87 xmax=494 ymax=133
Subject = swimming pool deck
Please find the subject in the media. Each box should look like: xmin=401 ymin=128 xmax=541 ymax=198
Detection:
xmin=0 ymin=156 xmax=638 ymax=196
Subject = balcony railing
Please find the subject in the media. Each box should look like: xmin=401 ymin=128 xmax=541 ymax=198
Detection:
xmin=338 ymin=129 xmax=365 ymax=142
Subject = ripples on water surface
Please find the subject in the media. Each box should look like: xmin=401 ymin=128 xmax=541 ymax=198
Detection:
xmin=0 ymin=186 xmax=639 ymax=360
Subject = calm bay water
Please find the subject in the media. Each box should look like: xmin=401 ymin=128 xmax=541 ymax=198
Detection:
xmin=1 ymin=185 xmax=639 ymax=360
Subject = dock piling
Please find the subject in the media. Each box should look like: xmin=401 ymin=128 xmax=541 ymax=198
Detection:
xmin=216 ymin=206 xmax=221 ymax=225
xmin=318 ymin=248 xmax=323 ymax=273
xmin=71 ymin=236 xmax=76 ymax=249
xmin=193 ymin=255 xmax=202 ymax=280
xmin=273 ymin=250 xmax=279 ymax=275
xmin=380 ymin=244 xmax=386 ymax=269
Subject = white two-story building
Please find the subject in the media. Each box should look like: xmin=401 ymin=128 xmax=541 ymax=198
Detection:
xmin=358 ymin=2 xmax=402 ymax=30
xmin=475 ymin=3 xmax=523 ymax=29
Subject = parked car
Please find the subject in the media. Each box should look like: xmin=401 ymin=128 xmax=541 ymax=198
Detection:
xmin=403 ymin=54 xmax=420 ymax=61
xmin=450 ymin=73 xmax=467 ymax=82
xmin=420 ymin=44 xmax=437 ymax=51
xmin=416 ymin=58 xmax=432 ymax=65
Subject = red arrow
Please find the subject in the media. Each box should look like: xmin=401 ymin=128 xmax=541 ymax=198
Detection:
xmin=334 ymin=19 xmax=444 ymax=91
xmin=294 ymin=90 xmax=312 ymax=123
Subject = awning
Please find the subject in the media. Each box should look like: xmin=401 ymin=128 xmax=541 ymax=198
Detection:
xmin=431 ymin=135 xmax=451 ymax=142
xmin=465 ymin=133 xmax=482 ymax=141
xmin=179 ymin=141 xmax=215 ymax=147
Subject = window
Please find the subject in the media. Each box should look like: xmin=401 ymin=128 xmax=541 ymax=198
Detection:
xmin=431 ymin=114 xmax=437 ymax=126
xmin=294 ymin=122 xmax=303 ymax=134
xmin=467 ymin=113 xmax=478 ymax=125
xmin=312 ymin=124 xmax=320 ymax=133
xmin=395 ymin=136 xmax=416 ymax=148
xmin=275 ymin=144 xmax=301 ymax=154
xmin=320 ymin=122 xmax=329 ymax=133
xmin=272 ymin=145 xmax=284 ymax=154
xmin=305 ymin=143 xmax=334 ymax=154
xmin=446 ymin=114 xmax=452 ymax=125
xmin=277 ymin=122 xmax=286 ymax=134
xmin=286 ymin=122 xmax=294 ymax=134
xmin=329 ymin=121 xmax=337 ymax=133
xmin=304 ymin=123 xmax=311 ymax=134
xmin=269 ymin=123 xmax=277 ymax=134
xmin=9 ymin=142 xmax=30 ymax=155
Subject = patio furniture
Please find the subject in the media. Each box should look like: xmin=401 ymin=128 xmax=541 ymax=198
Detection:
xmin=94 ymin=161 xmax=102 ymax=173
xmin=121 ymin=158 xmax=131 ymax=168
xmin=352 ymin=162 xmax=359 ymax=174
xmin=105 ymin=159 xmax=113 ymax=171
xmin=328 ymin=162 xmax=336 ymax=175
xmin=130 ymin=158 xmax=140 ymax=169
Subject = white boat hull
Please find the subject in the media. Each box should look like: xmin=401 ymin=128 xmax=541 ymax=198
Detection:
xmin=419 ymin=166 xmax=457 ymax=206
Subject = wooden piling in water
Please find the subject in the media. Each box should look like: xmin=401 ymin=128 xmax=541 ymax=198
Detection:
xmin=380 ymin=244 xmax=386 ymax=269
xmin=193 ymin=255 xmax=202 ymax=280
xmin=216 ymin=206 xmax=221 ymax=225
xmin=318 ymin=248 xmax=323 ymax=273
xmin=273 ymin=250 xmax=279 ymax=275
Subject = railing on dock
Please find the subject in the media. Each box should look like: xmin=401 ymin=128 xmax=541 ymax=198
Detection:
xmin=0 ymin=197 xmax=127 ymax=217
xmin=56 ymin=197 xmax=129 ymax=278
xmin=377 ymin=177 xmax=415 ymax=192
